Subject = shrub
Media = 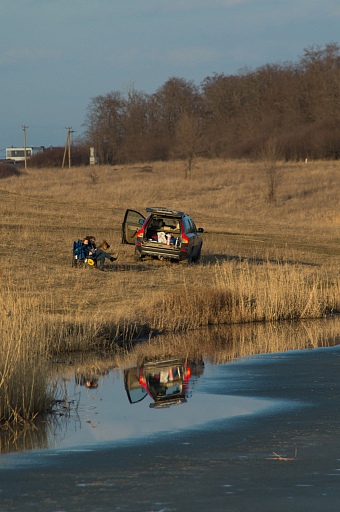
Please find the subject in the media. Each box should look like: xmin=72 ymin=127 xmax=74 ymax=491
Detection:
xmin=0 ymin=163 xmax=22 ymax=179
xmin=29 ymin=145 xmax=89 ymax=168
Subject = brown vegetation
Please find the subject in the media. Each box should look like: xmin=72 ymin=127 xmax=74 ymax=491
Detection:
xmin=0 ymin=158 xmax=339 ymax=422
xmin=0 ymin=163 xmax=22 ymax=179
xmin=29 ymin=145 xmax=89 ymax=168
xmin=82 ymin=43 xmax=340 ymax=164
xmin=0 ymin=285 xmax=53 ymax=423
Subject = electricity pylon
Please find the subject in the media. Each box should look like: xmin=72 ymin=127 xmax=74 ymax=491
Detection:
xmin=62 ymin=126 xmax=75 ymax=168
xmin=22 ymin=125 xmax=28 ymax=169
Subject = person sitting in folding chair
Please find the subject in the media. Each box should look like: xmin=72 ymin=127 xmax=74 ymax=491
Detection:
xmin=82 ymin=238 xmax=116 ymax=271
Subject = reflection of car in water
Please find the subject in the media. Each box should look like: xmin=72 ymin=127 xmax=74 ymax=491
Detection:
xmin=124 ymin=357 xmax=204 ymax=409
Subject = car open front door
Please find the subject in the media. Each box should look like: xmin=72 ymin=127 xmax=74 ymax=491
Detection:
xmin=123 ymin=368 xmax=148 ymax=404
xmin=121 ymin=209 xmax=145 ymax=244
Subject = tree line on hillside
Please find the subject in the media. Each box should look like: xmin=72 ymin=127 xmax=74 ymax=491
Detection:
xmin=30 ymin=42 xmax=340 ymax=168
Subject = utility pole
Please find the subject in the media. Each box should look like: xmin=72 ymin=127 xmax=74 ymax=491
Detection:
xmin=22 ymin=125 xmax=28 ymax=169
xmin=62 ymin=126 xmax=75 ymax=168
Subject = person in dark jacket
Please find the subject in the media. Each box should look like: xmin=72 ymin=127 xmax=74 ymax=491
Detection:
xmin=82 ymin=238 xmax=115 ymax=271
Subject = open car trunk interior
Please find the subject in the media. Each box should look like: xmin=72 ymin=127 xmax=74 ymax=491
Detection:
xmin=144 ymin=216 xmax=182 ymax=246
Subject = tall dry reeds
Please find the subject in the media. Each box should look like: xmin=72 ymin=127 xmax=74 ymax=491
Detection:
xmin=0 ymin=279 xmax=132 ymax=423
xmin=0 ymin=282 xmax=52 ymax=423
xmin=140 ymin=260 xmax=339 ymax=332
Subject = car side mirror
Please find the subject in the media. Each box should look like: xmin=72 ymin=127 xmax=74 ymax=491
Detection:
xmin=198 ymin=228 xmax=204 ymax=233
xmin=139 ymin=219 xmax=144 ymax=225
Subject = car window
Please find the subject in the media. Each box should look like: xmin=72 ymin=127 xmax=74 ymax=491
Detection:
xmin=191 ymin=219 xmax=197 ymax=233
xmin=127 ymin=210 xmax=144 ymax=224
xmin=150 ymin=217 xmax=165 ymax=229
xmin=183 ymin=217 xmax=193 ymax=234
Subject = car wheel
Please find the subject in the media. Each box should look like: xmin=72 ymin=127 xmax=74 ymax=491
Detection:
xmin=186 ymin=251 xmax=194 ymax=264
xmin=134 ymin=248 xmax=144 ymax=261
xmin=194 ymin=245 xmax=202 ymax=263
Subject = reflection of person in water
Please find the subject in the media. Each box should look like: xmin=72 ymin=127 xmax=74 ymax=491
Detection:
xmin=75 ymin=374 xmax=98 ymax=389
xmin=84 ymin=378 xmax=98 ymax=389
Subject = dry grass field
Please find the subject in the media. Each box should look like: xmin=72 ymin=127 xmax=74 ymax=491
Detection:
xmin=0 ymin=158 xmax=339 ymax=422
xmin=1 ymin=158 xmax=339 ymax=332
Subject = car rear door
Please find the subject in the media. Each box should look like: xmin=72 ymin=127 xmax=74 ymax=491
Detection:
xmin=184 ymin=217 xmax=197 ymax=255
xmin=121 ymin=209 xmax=145 ymax=244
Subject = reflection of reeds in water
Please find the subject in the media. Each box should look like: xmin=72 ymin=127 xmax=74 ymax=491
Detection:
xmin=0 ymin=400 xmax=81 ymax=454
xmin=0 ymin=377 xmax=82 ymax=454
xmin=196 ymin=318 xmax=340 ymax=364
xmin=53 ymin=317 xmax=340 ymax=377
xmin=125 ymin=317 xmax=340 ymax=365
xmin=0 ymin=418 xmax=49 ymax=454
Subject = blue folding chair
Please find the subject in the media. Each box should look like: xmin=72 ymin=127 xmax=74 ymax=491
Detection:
xmin=72 ymin=239 xmax=98 ymax=268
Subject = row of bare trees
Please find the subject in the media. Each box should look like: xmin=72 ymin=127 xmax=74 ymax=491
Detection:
xmin=82 ymin=43 xmax=340 ymax=166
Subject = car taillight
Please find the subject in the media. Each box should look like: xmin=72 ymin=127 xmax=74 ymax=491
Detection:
xmin=181 ymin=234 xmax=189 ymax=244
xmin=136 ymin=215 xmax=150 ymax=240
xmin=181 ymin=232 xmax=189 ymax=251
xmin=181 ymin=220 xmax=189 ymax=244
xmin=139 ymin=375 xmax=147 ymax=388
xmin=135 ymin=228 xmax=144 ymax=246
xmin=184 ymin=366 xmax=191 ymax=381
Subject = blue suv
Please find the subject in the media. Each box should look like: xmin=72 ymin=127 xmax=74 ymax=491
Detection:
xmin=122 ymin=207 xmax=204 ymax=263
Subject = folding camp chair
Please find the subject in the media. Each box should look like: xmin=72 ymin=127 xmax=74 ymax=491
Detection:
xmin=72 ymin=239 xmax=96 ymax=268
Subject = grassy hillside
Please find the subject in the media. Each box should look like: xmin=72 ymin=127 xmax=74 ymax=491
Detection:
xmin=1 ymin=158 xmax=339 ymax=331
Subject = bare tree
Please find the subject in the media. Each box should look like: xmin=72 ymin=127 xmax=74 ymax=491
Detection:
xmin=174 ymin=112 xmax=202 ymax=178
xmin=84 ymin=92 xmax=125 ymax=164
xmin=260 ymin=137 xmax=283 ymax=203
xmin=154 ymin=77 xmax=202 ymax=137
xmin=82 ymin=42 xmax=340 ymax=164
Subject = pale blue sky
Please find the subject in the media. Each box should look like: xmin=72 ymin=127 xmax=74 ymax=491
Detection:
xmin=1 ymin=0 xmax=339 ymax=151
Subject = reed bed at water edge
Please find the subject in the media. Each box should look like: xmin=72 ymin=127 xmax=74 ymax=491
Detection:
xmin=141 ymin=260 xmax=340 ymax=332
xmin=0 ymin=284 xmax=53 ymax=424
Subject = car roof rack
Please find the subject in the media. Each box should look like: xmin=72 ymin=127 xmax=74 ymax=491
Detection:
xmin=146 ymin=207 xmax=185 ymax=216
